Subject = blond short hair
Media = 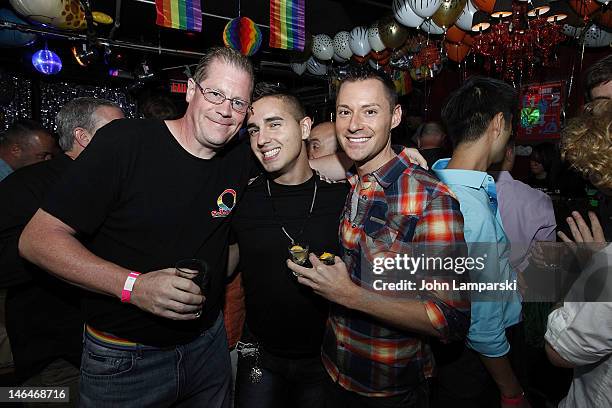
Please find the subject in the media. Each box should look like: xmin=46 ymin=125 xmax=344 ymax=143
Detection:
xmin=561 ymin=99 xmax=612 ymax=190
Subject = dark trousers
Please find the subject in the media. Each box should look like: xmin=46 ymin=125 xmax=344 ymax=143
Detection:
xmin=323 ymin=374 xmax=427 ymax=408
xmin=235 ymin=349 xmax=327 ymax=408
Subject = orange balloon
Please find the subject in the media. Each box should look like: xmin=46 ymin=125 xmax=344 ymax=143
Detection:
xmin=445 ymin=41 xmax=471 ymax=62
xmin=569 ymin=0 xmax=600 ymax=18
xmin=473 ymin=0 xmax=495 ymax=14
xmin=446 ymin=25 xmax=466 ymax=43
xmin=462 ymin=33 xmax=474 ymax=46
xmin=595 ymin=8 xmax=612 ymax=29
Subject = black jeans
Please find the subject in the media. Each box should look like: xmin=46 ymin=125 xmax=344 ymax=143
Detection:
xmin=235 ymin=349 xmax=327 ymax=408
xmin=323 ymin=374 xmax=427 ymax=408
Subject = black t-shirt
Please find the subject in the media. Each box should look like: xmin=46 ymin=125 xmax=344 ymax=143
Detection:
xmin=231 ymin=173 xmax=349 ymax=358
xmin=0 ymin=154 xmax=83 ymax=379
xmin=42 ymin=119 xmax=253 ymax=347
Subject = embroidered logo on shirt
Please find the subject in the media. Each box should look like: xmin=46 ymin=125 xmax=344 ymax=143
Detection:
xmin=211 ymin=189 xmax=237 ymax=218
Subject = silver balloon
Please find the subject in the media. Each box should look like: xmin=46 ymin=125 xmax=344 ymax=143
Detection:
xmin=393 ymin=0 xmax=425 ymax=28
xmin=455 ymin=0 xmax=478 ymax=32
xmin=583 ymin=24 xmax=612 ymax=48
xmin=333 ymin=31 xmax=353 ymax=59
xmin=349 ymin=26 xmax=371 ymax=57
xmin=306 ymin=57 xmax=328 ymax=76
xmin=407 ymin=0 xmax=443 ymax=19
xmin=368 ymin=25 xmax=387 ymax=52
xmin=291 ymin=61 xmax=307 ymax=75
xmin=312 ymin=34 xmax=335 ymax=61
xmin=421 ymin=19 xmax=445 ymax=35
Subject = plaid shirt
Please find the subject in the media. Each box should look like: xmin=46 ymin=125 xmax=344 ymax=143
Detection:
xmin=322 ymin=148 xmax=470 ymax=397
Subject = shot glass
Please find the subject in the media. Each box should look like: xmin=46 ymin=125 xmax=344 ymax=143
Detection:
xmin=288 ymin=244 xmax=310 ymax=266
xmin=175 ymin=259 xmax=209 ymax=317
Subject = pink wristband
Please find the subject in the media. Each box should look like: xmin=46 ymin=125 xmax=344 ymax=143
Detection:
xmin=501 ymin=392 xmax=525 ymax=406
xmin=121 ymin=271 xmax=141 ymax=303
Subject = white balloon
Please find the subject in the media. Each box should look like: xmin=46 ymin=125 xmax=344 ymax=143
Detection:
xmin=583 ymin=24 xmax=612 ymax=48
xmin=368 ymin=25 xmax=387 ymax=52
xmin=333 ymin=31 xmax=353 ymax=59
xmin=312 ymin=34 xmax=335 ymax=61
xmin=9 ymin=0 xmax=62 ymax=25
xmin=455 ymin=0 xmax=478 ymax=31
xmin=393 ymin=0 xmax=425 ymax=28
xmin=407 ymin=0 xmax=443 ymax=19
xmin=349 ymin=26 xmax=371 ymax=57
xmin=562 ymin=24 xmax=582 ymax=38
xmin=306 ymin=57 xmax=327 ymax=76
xmin=291 ymin=61 xmax=307 ymax=75
xmin=333 ymin=53 xmax=348 ymax=63
xmin=421 ymin=19 xmax=445 ymax=35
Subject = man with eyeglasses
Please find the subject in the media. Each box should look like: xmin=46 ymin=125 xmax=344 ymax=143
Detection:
xmin=19 ymin=47 xmax=256 ymax=407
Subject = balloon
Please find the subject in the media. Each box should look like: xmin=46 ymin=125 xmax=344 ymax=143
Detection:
xmin=562 ymin=24 xmax=583 ymax=38
xmin=455 ymin=0 xmax=478 ymax=31
xmin=291 ymin=61 xmax=307 ymax=75
xmin=0 ymin=8 xmax=36 ymax=47
xmin=432 ymin=0 xmax=467 ymax=29
xmin=368 ymin=24 xmax=387 ymax=52
xmin=223 ymin=17 xmax=263 ymax=56
xmin=349 ymin=26 xmax=371 ymax=57
xmin=370 ymin=49 xmax=391 ymax=65
xmin=352 ymin=54 xmax=370 ymax=64
xmin=407 ymin=0 xmax=443 ymax=19
xmin=569 ymin=0 xmax=600 ymax=17
xmin=312 ymin=34 xmax=334 ymax=61
xmin=421 ymin=20 xmax=445 ymax=35
xmin=445 ymin=41 xmax=471 ymax=62
xmin=473 ymin=0 xmax=495 ymax=14
xmin=333 ymin=53 xmax=348 ymax=63
xmin=10 ymin=0 xmax=86 ymax=30
xmin=92 ymin=11 xmax=113 ymax=25
xmin=393 ymin=0 xmax=425 ymax=28
xmin=378 ymin=15 xmax=409 ymax=49
xmin=462 ymin=33 xmax=474 ymax=46
xmin=333 ymin=31 xmax=353 ymax=59
xmin=583 ymin=24 xmax=612 ymax=47
xmin=306 ymin=57 xmax=327 ymax=75
xmin=446 ymin=25 xmax=466 ymax=42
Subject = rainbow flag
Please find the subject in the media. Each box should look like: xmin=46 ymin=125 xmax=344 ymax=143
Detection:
xmin=155 ymin=0 xmax=202 ymax=32
xmin=269 ymin=0 xmax=305 ymax=51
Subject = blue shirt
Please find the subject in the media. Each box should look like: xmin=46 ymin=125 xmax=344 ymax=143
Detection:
xmin=433 ymin=158 xmax=521 ymax=357
xmin=0 ymin=158 xmax=13 ymax=182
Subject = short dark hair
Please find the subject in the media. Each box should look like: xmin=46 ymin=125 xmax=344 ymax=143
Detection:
xmin=442 ymin=76 xmax=517 ymax=147
xmin=193 ymin=46 xmax=254 ymax=96
xmin=252 ymin=82 xmax=306 ymax=121
xmin=139 ymin=94 xmax=179 ymax=120
xmin=0 ymin=119 xmax=49 ymax=148
xmin=584 ymin=54 xmax=612 ymax=102
xmin=337 ymin=66 xmax=398 ymax=111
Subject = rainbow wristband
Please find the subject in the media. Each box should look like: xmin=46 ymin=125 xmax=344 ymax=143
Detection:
xmin=121 ymin=271 xmax=141 ymax=303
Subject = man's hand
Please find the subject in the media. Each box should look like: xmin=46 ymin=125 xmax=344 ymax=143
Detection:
xmin=558 ymin=211 xmax=605 ymax=244
xmin=287 ymin=254 xmax=359 ymax=307
xmin=405 ymin=148 xmax=428 ymax=170
xmin=130 ymin=268 xmax=204 ymax=320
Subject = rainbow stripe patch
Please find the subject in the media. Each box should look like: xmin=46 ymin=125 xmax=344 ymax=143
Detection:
xmin=155 ymin=0 xmax=202 ymax=32
xmin=269 ymin=0 xmax=306 ymax=51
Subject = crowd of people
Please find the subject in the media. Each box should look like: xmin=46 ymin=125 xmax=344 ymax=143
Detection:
xmin=0 ymin=48 xmax=610 ymax=408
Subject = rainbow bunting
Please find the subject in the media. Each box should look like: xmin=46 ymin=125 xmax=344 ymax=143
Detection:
xmin=155 ymin=0 xmax=202 ymax=32
xmin=269 ymin=0 xmax=306 ymax=51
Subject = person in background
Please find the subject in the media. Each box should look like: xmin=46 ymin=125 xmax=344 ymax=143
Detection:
xmin=0 ymin=98 xmax=124 ymax=406
xmin=545 ymin=98 xmax=612 ymax=408
xmin=416 ymin=121 xmax=450 ymax=167
xmin=528 ymin=143 xmax=557 ymax=193
xmin=139 ymin=93 xmax=180 ymax=120
xmin=584 ymin=54 xmax=612 ymax=102
xmin=0 ymin=119 xmax=55 ymax=182
xmin=307 ymin=121 xmax=338 ymax=159
xmin=433 ymin=76 xmax=528 ymax=408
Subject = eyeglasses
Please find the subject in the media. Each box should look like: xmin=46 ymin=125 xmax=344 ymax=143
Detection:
xmin=193 ymin=81 xmax=251 ymax=114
